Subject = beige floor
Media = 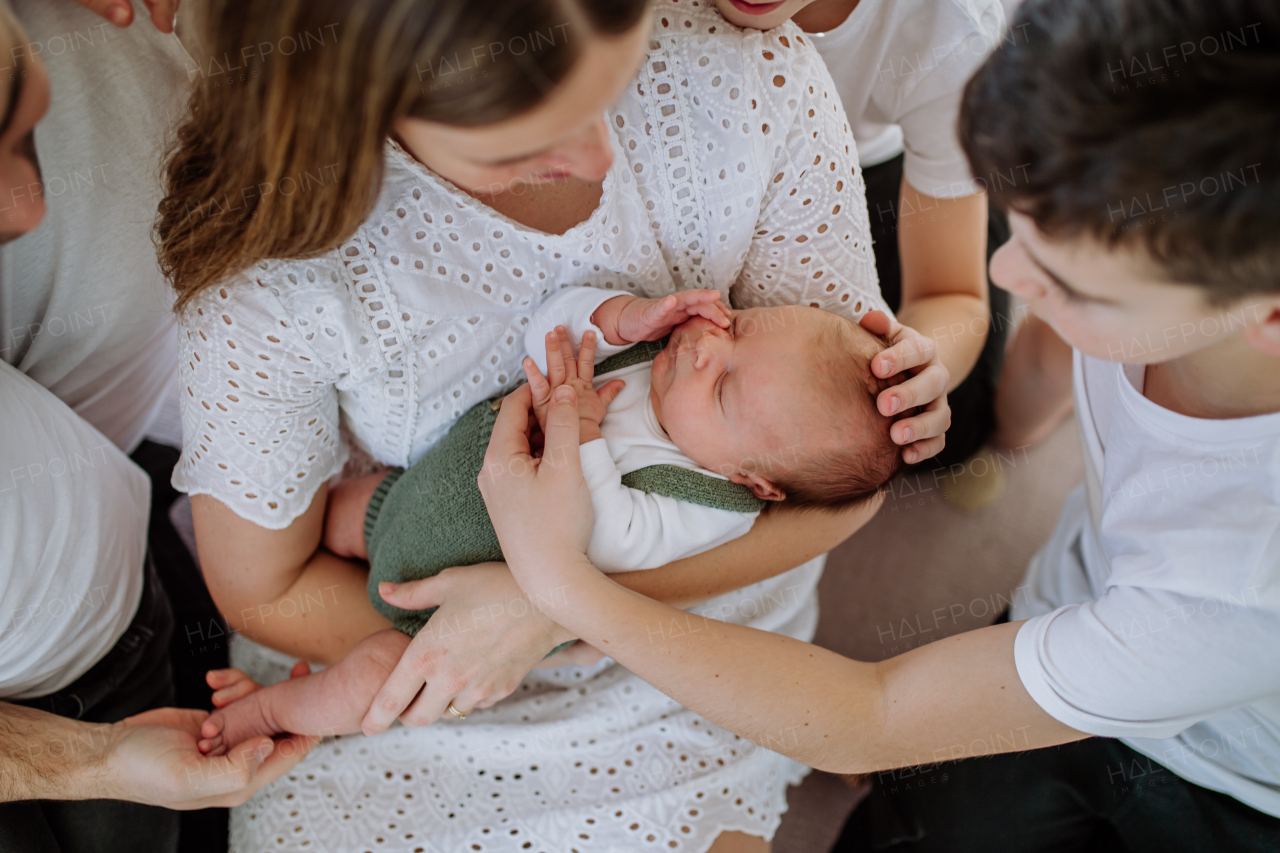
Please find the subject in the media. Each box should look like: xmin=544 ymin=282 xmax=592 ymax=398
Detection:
xmin=773 ymin=418 xmax=1085 ymax=853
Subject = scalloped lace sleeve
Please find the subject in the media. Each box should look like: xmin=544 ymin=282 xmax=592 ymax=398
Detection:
xmin=172 ymin=270 xmax=348 ymax=530
xmin=731 ymin=28 xmax=884 ymax=322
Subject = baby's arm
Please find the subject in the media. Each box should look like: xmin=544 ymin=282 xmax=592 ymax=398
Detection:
xmin=525 ymin=286 xmax=729 ymax=373
xmin=198 ymin=629 xmax=412 ymax=753
xmin=578 ymin=443 xmax=757 ymax=572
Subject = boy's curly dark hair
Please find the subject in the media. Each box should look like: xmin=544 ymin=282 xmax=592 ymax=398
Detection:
xmin=960 ymin=0 xmax=1280 ymax=304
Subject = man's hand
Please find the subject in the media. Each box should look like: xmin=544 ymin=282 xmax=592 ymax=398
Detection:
xmin=72 ymin=0 xmax=179 ymax=33
xmin=591 ymin=290 xmax=730 ymax=345
xmin=523 ymin=327 xmax=624 ymax=443
xmin=103 ymin=707 xmax=316 ymax=808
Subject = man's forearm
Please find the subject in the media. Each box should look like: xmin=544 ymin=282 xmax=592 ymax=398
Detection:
xmin=0 ymin=702 xmax=110 ymax=802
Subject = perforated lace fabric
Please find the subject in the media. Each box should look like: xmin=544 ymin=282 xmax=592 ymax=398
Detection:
xmin=173 ymin=9 xmax=880 ymax=529
xmin=181 ymin=3 xmax=881 ymax=850
xmin=229 ymin=559 xmax=821 ymax=853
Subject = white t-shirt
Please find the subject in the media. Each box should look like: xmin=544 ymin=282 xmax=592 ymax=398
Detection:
xmin=1012 ymin=352 xmax=1280 ymax=817
xmin=0 ymin=0 xmax=191 ymax=452
xmin=0 ymin=361 xmax=149 ymax=699
xmin=523 ymin=287 xmax=758 ymax=572
xmin=808 ymin=0 xmax=1006 ymax=198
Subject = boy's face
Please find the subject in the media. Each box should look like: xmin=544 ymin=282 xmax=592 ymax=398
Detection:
xmin=991 ymin=212 xmax=1275 ymax=363
xmin=713 ymin=0 xmax=817 ymax=31
xmin=648 ymin=305 xmax=851 ymax=497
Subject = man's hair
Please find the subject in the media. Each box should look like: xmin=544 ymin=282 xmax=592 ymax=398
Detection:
xmin=772 ymin=317 xmax=902 ymax=511
xmin=960 ymin=0 xmax=1280 ymax=304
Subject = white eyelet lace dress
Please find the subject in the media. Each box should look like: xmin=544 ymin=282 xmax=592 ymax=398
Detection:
xmin=174 ymin=5 xmax=882 ymax=851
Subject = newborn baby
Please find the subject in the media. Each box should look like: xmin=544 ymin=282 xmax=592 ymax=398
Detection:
xmin=198 ymin=287 xmax=902 ymax=753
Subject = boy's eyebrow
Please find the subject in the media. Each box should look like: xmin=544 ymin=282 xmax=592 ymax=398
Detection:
xmin=0 ymin=56 xmax=26 ymax=139
xmin=1023 ymin=242 xmax=1119 ymax=306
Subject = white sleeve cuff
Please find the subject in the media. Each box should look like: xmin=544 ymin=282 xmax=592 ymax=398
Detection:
xmin=1014 ymin=611 xmax=1191 ymax=740
xmin=525 ymin=287 xmax=633 ymax=374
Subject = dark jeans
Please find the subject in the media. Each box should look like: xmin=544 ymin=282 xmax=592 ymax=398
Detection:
xmin=129 ymin=440 xmax=231 ymax=853
xmin=862 ymin=153 xmax=1013 ymax=470
xmin=0 ymin=557 xmax=181 ymax=853
xmin=833 ymin=737 xmax=1280 ymax=852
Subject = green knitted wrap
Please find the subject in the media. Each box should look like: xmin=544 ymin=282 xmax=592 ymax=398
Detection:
xmin=364 ymin=338 xmax=764 ymax=639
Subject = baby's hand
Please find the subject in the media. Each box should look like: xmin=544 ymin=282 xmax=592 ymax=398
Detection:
xmin=522 ymin=327 xmax=625 ymax=444
xmin=594 ymin=290 xmax=730 ymax=344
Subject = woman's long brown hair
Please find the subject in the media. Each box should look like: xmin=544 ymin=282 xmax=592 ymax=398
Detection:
xmin=157 ymin=0 xmax=648 ymax=312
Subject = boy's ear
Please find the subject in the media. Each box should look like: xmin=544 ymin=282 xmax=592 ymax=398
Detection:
xmin=727 ymin=471 xmax=786 ymax=502
xmin=1242 ymin=300 xmax=1280 ymax=358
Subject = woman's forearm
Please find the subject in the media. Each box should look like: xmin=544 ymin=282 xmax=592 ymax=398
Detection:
xmin=607 ymin=495 xmax=882 ymax=609
xmin=228 ymin=549 xmax=392 ymax=666
xmin=192 ymin=493 xmax=390 ymax=666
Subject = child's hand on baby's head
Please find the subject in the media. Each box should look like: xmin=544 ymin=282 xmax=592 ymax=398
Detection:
xmin=615 ymin=289 xmax=729 ymax=344
xmin=522 ymin=327 xmax=625 ymax=445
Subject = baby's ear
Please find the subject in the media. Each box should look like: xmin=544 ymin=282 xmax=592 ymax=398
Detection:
xmin=727 ymin=471 xmax=786 ymax=502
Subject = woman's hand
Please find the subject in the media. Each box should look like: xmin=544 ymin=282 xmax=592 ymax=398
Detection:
xmin=478 ymin=382 xmax=598 ymax=594
xmin=359 ymin=384 xmax=598 ymax=733
xmin=359 ymin=561 xmax=577 ymax=734
xmin=859 ymin=310 xmax=951 ymax=464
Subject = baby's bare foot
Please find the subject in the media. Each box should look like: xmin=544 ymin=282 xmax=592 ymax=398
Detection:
xmin=198 ymin=693 xmax=279 ymax=756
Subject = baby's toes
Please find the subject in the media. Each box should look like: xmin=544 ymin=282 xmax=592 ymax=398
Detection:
xmin=199 ymin=711 xmax=230 ymax=754
xmin=198 ymin=736 xmax=227 ymax=757
xmin=201 ymin=713 xmax=225 ymax=741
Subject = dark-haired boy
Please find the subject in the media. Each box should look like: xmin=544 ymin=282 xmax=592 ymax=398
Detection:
xmin=832 ymin=0 xmax=1280 ymax=849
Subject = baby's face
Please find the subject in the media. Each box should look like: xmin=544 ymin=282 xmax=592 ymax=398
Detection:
xmin=648 ymin=305 xmax=834 ymax=483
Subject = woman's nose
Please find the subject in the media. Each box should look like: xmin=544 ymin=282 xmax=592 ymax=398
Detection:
xmin=559 ymin=116 xmax=614 ymax=182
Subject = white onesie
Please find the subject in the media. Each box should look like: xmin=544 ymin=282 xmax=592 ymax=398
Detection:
xmin=523 ymin=286 xmax=759 ymax=573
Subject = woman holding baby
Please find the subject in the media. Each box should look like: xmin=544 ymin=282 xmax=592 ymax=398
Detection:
xmin=165 ymin=0 xmax=950 ymax=849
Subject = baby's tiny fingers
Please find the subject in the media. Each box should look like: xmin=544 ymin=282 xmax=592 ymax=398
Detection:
xmin=691 ymin=301 xmax=731 ymax=327
xmin=545 ymin=331 xmax=567 ymax=386
xmin=556 ymin=327 xmax=579 ymax=381
xmin=523 ymin=358 xmax=551 ymax=397
xmin=597 ymin=379 xmax=626 ymax=409
xmin=578 ymin=330 xmax=597 ymax=380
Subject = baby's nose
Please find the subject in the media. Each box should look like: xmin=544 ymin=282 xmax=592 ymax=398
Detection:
xmin=677 ymin=323 xmax=723 ymax=370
